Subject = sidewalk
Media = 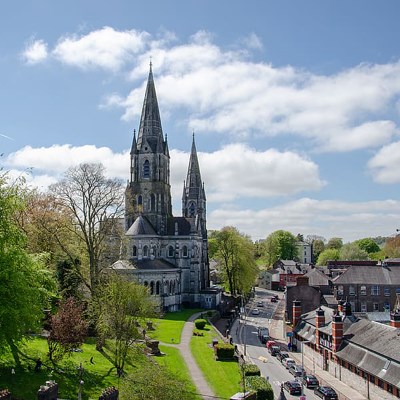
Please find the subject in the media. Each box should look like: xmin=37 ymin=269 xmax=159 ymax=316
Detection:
xmin=268 ymin=298 xmax=366 ymax=400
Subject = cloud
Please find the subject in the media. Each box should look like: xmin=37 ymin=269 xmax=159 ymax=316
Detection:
xmin=208 ymin=198 xmax=400 ymax=242
xmin=368 ymin=141 xmax=400 ymax=183
xmin=52 ymin=27 xmax=150 ymax=71
xmin=21 ymin=38 xmax=48 ymax=64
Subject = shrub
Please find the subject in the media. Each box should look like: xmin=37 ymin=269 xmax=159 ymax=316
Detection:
xmin=243 ymin=364 xmax=261 ymax=377
xmin=245 ymin=376 xmax=273 ymax=400
xmin=193 ymin=329 xmax=204 ymax=336
xmin=194 ymin=319 xmax=207 ymax=329
xmin=214 ymin=343 xmax=235 ymax=360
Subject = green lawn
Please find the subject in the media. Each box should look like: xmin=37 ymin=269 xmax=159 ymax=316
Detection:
xmin=190 ymin=322 xmax=241 ymax=399
xmin=150 ymin=308 xmax=202 ymax=344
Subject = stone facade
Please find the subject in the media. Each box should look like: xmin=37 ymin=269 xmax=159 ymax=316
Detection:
xmin=111 ymin=64 xmax=212 ymax=310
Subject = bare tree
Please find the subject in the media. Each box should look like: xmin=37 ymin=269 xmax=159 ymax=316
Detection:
xmin=50 ymin=163 xmax=124 ymax=294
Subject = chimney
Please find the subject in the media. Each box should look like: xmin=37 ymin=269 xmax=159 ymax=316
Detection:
xmin=390 ymin=310 xmax=400 ymax=328
xmin=315 ymin=307 xmax=325 ymax=350
xmin=292 ymin=300 xmax=302 ymax=327
xmin=332 ymin=314 xmax=344 ymax=352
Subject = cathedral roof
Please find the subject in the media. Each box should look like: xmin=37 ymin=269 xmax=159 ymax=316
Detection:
xmin=126 ymin=215 xmax=156 ymax=236
xmin=111 ymin=259 xmax=177 ymax=271
xmin=166 ymin=217 xmax=192 ymax=236
xmin=136 ymin=63 xmax=164 ymax=153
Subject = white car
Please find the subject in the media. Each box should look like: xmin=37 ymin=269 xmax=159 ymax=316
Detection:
xmin=251 ymin=308 xmax=260 ymax=315
xmin=282 ymin=357 xmax=296 ymax=369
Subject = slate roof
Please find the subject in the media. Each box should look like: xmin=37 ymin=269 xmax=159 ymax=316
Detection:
xmin=126 ymin=215 xmax=157 ymax=236
xmin=111 ymin=258 xmax=177 ymax=271
xmin=333 ymin=265 xmax=400 ymax=285
xmin=305 ymin=269 xmax=331 ymax=286
xmin=166 ymin=217 xmax=192 ymax=236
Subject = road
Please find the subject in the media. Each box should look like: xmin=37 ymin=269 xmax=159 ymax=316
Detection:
xmin=235 ymin=288 xmax=322 ymax=400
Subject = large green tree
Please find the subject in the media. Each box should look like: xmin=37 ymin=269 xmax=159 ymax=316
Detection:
xmin=355 ymin=238 xmax=380 ymax=254
xmin=0 ymin=174 xmax=55 ymax=358
xmin=326 ymin=237 xmax=343 ymax=250
xmin=339 ymin=243 xmax=369 ymax=261
xmin=209 ymin=227 xmax=258 ymax=296
xmin=263 ymin=230 xmax=298 ymax=265
xmin=96 ymin=274 xmax=159 ymax=372
xmin=316 ymin=248 xmax=340 ymax=266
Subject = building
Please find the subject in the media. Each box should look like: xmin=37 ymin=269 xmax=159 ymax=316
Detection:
xmin=111 ymin=64 xmax=216 ymax=310
xmin=297 ymin=241 xmax=312 ymax=264
xmin=292 ymin=301 xmax=400 ymax=400
xmin=273 ymin=259 xmax=314 ymax=289
xmin=332 ymin=263 xmax=400 ymax=313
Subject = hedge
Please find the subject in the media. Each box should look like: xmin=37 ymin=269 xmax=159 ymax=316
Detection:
xmin=214 ymin=343 xmax=235 ymax=360
xmin=243 ymin=364 xmax=261 ymax=377
xmin=245 ymin=376 xmax=274 ymax=400
xmin=194 ymin=318 xmax=207 ymax=329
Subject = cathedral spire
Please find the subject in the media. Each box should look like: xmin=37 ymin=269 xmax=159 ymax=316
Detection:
xmin=186 ymin=132 xmax=202 ymax=190
xmin=136 ymin=64 xmax=163 ymax=152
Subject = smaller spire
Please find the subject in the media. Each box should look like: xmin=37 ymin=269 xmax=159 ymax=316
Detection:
xmin=149 ymin=56 xmax=152 ymax=71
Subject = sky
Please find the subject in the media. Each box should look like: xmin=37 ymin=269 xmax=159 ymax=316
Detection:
xmin=1 ymin=0 xmax=400 ymax=243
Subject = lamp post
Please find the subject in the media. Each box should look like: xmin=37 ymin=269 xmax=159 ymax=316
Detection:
xmin=300 ymin=340 xmax=311 ymax=399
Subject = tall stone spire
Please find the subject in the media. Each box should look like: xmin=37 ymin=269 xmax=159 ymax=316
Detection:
xmin=136 ymin=62 xmax=164 ymax=152
xmin=185 ymin=132 xmax=203 ymax=195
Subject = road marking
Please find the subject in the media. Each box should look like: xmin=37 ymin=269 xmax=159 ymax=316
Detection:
xmin=258 ymin=356 xmax=268 ymax=363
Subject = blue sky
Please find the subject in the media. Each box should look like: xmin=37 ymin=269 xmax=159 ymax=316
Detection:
xmin=1 ymin=0 xmax=400 ymax=242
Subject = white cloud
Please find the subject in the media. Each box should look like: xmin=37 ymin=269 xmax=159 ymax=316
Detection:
xmin=21 ymin=39 xmax=48 ymax=64
xmin=208 ymin=198 xmax=400 ymax=242
xmin=368 ymin=141 xmax=400 ymax=183
xmin=52 ymin=27 xmax=150 ymax=71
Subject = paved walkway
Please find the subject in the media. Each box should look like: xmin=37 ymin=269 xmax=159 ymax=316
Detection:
xmin=161 ymin=312 xmax=217 ymax=400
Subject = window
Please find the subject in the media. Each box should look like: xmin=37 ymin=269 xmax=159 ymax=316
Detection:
xmin=360 ymin=285 xmax=367 ymax=295
xmin=168 ymin=246 xmax=174 ymax=257
xmin=182 ymin=245 xmax=188 ymax=257
xmin=189 ymin=202 xmax=196 ymax=217
xmin=361 ymin=302 xmax=367 ymax=312
xmin=349 ymin=286 xmax=355 ymax=296
xmin=337 ymin=285 xmax=344 ymax=295
xmin=384 ymin=301 xmax=390 ymax=311
xmin=143 ymin=245 xmax=149 ymax=257
xmin=373 ymin=303 xmax=379 ymax=311
xmin=150 ymin=281 xmax=154 ymax=295
xmin=371 ymin=285 xmax=380 ymax=296
xmin=384 ymin=287 xmax=390 ymax=296
xmin=156 ymin=281 xmax=160 ymax=295
xmin=143 ymin=160 xmax=150 ymax=178
xmin=150 ymin=193 xmax=155 ymax=211
xmin=132 ymin=245 xmax=137 ymax=257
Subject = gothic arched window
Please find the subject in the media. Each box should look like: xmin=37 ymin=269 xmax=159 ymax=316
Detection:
xmin=168 ymin=246 xmax=174 ymax=258
xmin=150 ymin=193 xmax=156 ymax=211
xmin=150 ymin=281 xmax=154 ymax=295
xmin=156 ymin=281 xmax=160 ymax=295
xmin=182 ymin=245 xmax=188 ymax=258
xmin=189 ymin=202 xmax=196 ymax=217
xmin=143 ymin=160 xmax=150 ymax=178
xmin=132 ymin=245 xmax=137 ymax=257
xmin=143 ymin=245 xmax=149 ymax=257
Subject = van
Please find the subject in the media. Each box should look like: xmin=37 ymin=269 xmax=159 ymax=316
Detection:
xmin=257 ymin=327 xmax=269 ymax=343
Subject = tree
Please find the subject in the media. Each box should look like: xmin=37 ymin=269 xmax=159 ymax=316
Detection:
xmin=326 ymin=237 xmax=343 ymax=250
xmin=96 ymin=274 xmax=159 ymax=372
xmin=263 ymin=230 xmax=298 ymax=265
xmin=0 ymin=174 xmax=55 ymax=359
xmin=209 ymin=227 xmax=258 ymax=296
xmin=339 ymin=243 xmax=369 ymax=261
xmin=120 ymin=360 xmax=193 ymax=400
xmin=312 ymin=239 xmax=325 ymax=263
xmin=383 ymin=235 xmax=400 ymax=258
xmin=355 ymin=238 xmax=380 ymax=254
xmin=316 ymin=248 xmax=340 ymax=266
xmin=47 ymin=297 xmax=88 ymax=363
xmin=50 ymin=163 xmax=124 ymax=294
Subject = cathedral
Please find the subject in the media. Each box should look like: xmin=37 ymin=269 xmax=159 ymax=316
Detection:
xmin=111 ymin=65 xmax=218 ymax=310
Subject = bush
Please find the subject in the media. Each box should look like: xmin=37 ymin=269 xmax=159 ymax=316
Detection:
xmin=243 ymin=364 xmax=261 ymax=377
xmin=245 ymin=376 xmax=273 ymax=400
xmin=193 ymin=329 xmax=204 ymax=336
xmin=214 ymin=343 xmax=235 ymax=360
xmin=194 ymin=319 xmax=207 ymax=329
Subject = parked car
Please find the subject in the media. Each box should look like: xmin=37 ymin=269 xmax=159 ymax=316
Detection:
xmin=303 ymin=374 xmax=319 ymax=389
xmin=251 ymin=308 xmax=260 ymax=315
xmin=257 ymin=301 xmax=264 ymax=307
xmin=257 ymin=327 xmax=269 ymax=343
xmin=269 ymin=345 xmax=281 ymax=356
xmin=289 ymin=364 xmax=306 ymax=377
xmin=283 ymin=380 xmax=302 ymax=395
xmin=314 ymin=386 xmax=338 ymax=399
xmin=270 ymin=297 xmax=278 ymax=303
xmin=282 ymin=357 xmax=295 ymax=368
xmin=266 ymin=340 xmax=276 ymax=349
xmin=277 ymin=351 xmax=289 ymax=363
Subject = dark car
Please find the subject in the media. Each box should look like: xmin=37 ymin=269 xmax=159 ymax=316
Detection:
xmin=269 ymin=345 xmax=281 ymax=356
xmin=314 ymin=386 xmax=338 ymax=399
xmin=283 ymin=380 xmax=302 ymax=395
xmin=270 ymin=297 xmax=278 ymax=303
xmin=277 ymin=351 xmax=289 ymax=362
xmin=303 ymin=374 xmax=319 ymax=388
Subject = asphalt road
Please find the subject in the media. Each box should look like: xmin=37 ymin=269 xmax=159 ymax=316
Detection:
xmin=236 ymin=289 xmax=322 ymax=400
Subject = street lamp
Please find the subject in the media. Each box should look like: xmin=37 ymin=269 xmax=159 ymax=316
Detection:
xmin=300 ymin=340 xmax=311 ymax=399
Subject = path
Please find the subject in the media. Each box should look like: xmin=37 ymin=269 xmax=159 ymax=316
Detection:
xmin=161 ymin=312 xmax=217 ymax=400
